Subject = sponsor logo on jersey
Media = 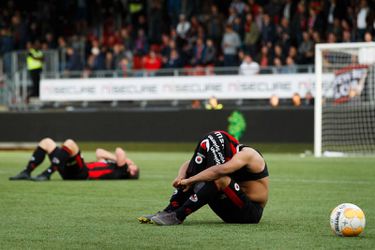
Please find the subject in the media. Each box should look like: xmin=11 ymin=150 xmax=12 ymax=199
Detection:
xmin=195 ymin=153 xmax=205 ymax=164
xmin=52 ymin=157 xmax=60 ymax=164
xmin=195 ymin=156 xmax=203 ymax=164
xmin=200 ymin=139 xmax=210 ymax=152
xmin=189 ymin=194 xmax=198 ymax=202
xmin=208 ymin=134 xmax=225 ymax=165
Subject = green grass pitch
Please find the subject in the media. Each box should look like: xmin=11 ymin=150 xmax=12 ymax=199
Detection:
xmin=0 ymin=150 xmax=374 ymax=249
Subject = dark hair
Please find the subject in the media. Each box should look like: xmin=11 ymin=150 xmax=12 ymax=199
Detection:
xmin=128 ymin=168 xmax=140 ymax=180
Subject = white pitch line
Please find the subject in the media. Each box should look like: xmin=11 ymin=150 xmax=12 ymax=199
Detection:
xmin=271 ymin=178 xmax=373 ymax=185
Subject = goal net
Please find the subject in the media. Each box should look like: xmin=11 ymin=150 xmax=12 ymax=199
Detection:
xmin=315 ymin=42 xmax=375 ymax=157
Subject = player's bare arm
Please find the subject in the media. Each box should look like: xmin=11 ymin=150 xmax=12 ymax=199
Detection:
xmin=95 ymin=148 xmax=117 ymax=162
xmin=172 ymin=160 xmax=190 ymax=188
xmin=115 ymin=147 xmax=128 ymax=166
xmin=180 ymin=148 xmax=265 ymax=189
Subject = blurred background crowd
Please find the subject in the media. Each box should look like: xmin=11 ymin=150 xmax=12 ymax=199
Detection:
xmin=0 ymin=0 xmax=374 ymax=75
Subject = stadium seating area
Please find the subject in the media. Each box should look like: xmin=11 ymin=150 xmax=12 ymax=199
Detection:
xmin=0 ymin=0 xmax=374 ymax=75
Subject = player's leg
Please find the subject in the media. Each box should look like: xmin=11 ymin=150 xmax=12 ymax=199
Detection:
xmin=139 ymin=135 xmax=211 ymax=224
xmin=151 ymin=178 xmax=229 ymax=225
xmin=141 ymin=131 xmax=238 ymax=224
xmin=209 ymin=180 xmax=264 ymax=224
xmin=58 ymin=139 xmax=89 ymax=180
xmin=152 ymin=176 xmax=263 ymax=225
xmin=33 ymin=139 xmax=78 ymax=181
xmin=163 ymin=131 xmax=229 ymax=211
xmin=142 ymin=131 xmax=234 ymax=224
xmin=9 ymin=138 xmax=56 ymax=180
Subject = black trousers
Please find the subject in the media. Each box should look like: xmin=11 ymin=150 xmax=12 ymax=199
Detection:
xmin=29 ymin=69 xmax=42 ymax=97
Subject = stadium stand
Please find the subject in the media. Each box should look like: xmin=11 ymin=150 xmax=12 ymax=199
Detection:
xmin=0 ymin=0 xmax=374 ymax=110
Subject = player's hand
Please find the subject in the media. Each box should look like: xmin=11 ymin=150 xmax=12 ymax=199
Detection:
xmin=172 ymin=177 xmax=183 ymax=188
xmin=179 ymin=178 xmax=192 ymax=192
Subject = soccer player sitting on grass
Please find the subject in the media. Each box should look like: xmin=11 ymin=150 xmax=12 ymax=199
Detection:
xmin=139 ymin=130 xmax=269 ymax=225
xmin=9 ymin=137 xmax=139 ymax=181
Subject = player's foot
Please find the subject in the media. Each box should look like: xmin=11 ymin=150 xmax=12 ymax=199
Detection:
xmin=31 ymin=174 xmax=50 ymax=181
xmin=151 ymin=212 xmax=182 ymax=226
xmin=9 ymin=170 xmax=31 ymax=180
xmin=138 ymin=211 xmax=168 ymax=224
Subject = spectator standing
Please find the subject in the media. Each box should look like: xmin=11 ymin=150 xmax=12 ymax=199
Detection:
xmin=280 ymin=0 xmax=296 ymax=22
xmin=222 ymin=24 xmax=241 ymax=67
xmin=297 ymin=32 xmax=314 ymax=64
xmin=230 ymin=0 xmax=247 ymax=16
xmin=148 ymin=0 xmax=163 ymax=44
xmin=356 ymin=0 xmax=369 ymax=41
xmin=120 ymin=27 xmax=133 ymax=52
xmin=226 ymin=7 xmax=238 ymax=25
xmin=290 ymin=3 xmax=307 ymax=45
xmin=167 ymin=0 xmax=182 ymax=26
xmin=233 ymin=16 xmax=244 ymax=40
xmin=243 ymin=13 xmax=260 ymax=57
xmin=277 ymin=17 xmax=291 ymax=55
xmin=65 ymin=47 xmax=83 ymax=73
xmin=134 ymin=29 xmax=149 ymax=56
xmin=202 ymin=39 xmax=217 ymax=65
xmin=260 ymin=13 xmax=276 ymax=47
xmin=26 ymin=41 xmax=44 ymax=98
xmin=191 ymin=37 xmax=205 ymax=66
xmin=206 ymin=5 xmax=224 ymax=47
xmin=176 ymin=14 xmax=191 ymax=48
xmin=0 ymin=27 xmax=14 ymax=74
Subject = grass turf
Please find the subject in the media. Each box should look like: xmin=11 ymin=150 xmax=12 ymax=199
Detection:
xmin=0 ymin=150 xmax=374 ymax=249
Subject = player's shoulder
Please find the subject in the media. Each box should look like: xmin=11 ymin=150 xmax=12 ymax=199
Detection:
xmin=239 ymin=146 xmax=264 ymax=161
xmin=239 ymin=145 xmax=260 ymax=154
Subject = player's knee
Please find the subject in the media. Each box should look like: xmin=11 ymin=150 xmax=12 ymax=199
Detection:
xmin=38 ymin=137 xmax=56 ymax=153
xmin=63 ymin=139 xmax=79 ymax=155
xmin=214 ymin=176 xmax=231 ymax=191
xmin=115 ymin=147 xmax=127 ymax=166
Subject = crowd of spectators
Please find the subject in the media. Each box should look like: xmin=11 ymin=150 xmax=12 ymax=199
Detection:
xmin=0 ymin=0 xmax=374 ymax=76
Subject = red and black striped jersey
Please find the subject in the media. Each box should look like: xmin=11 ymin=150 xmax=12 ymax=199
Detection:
xmin=86 ymin=160 xmax=129 ymax=180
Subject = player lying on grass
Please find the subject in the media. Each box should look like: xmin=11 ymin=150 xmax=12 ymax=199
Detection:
xmin=9 ymin=137 xmax=139 ymax=181
xmin=139 ymin=130 xmax=268 ymax=225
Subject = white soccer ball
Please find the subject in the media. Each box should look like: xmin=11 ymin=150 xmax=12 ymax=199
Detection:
xmin=330 ymin=203 xmax=366 ymax=237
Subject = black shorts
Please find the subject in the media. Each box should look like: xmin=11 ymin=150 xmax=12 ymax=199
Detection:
xmin=186 ymin=131 xmax=239 ymax=177
xmin=58 ymin=153 xmax=89 ymax=180
xmin=208 ymin=184 xmax=264 ymax=224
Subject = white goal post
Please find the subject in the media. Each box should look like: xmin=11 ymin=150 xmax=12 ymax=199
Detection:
xmin=315 ymin=42 xmax=375 ymax=157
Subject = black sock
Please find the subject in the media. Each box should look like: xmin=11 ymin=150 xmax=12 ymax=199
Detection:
xmin=48 ymin=147 xmax=71 ymax=171
xmin=174 ymin=182 xmax=218 ymax=221
xmin=39 ymin=165 xmax=58 ymax=177
xmin=163 ymin=188 xmax=194 ymax=212
xmin=25 ymin=146 xmax=47 ymax=174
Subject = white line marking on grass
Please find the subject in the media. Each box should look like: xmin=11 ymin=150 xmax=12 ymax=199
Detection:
xmin=271 ymin=178 xmax=373 ymax=185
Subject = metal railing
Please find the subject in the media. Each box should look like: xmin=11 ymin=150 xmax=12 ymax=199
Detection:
xmin=43 ymin=64 xmax=314 ymax=79
xmin=1 ymin=49 xmax=315 ymax=110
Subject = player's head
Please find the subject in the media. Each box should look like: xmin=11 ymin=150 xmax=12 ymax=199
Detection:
xmin=127 ymin=164 xmax=140 ymax=179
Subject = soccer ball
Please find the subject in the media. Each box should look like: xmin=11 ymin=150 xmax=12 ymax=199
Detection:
xmin=330 ymin=203 xmax=366 ymax=237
